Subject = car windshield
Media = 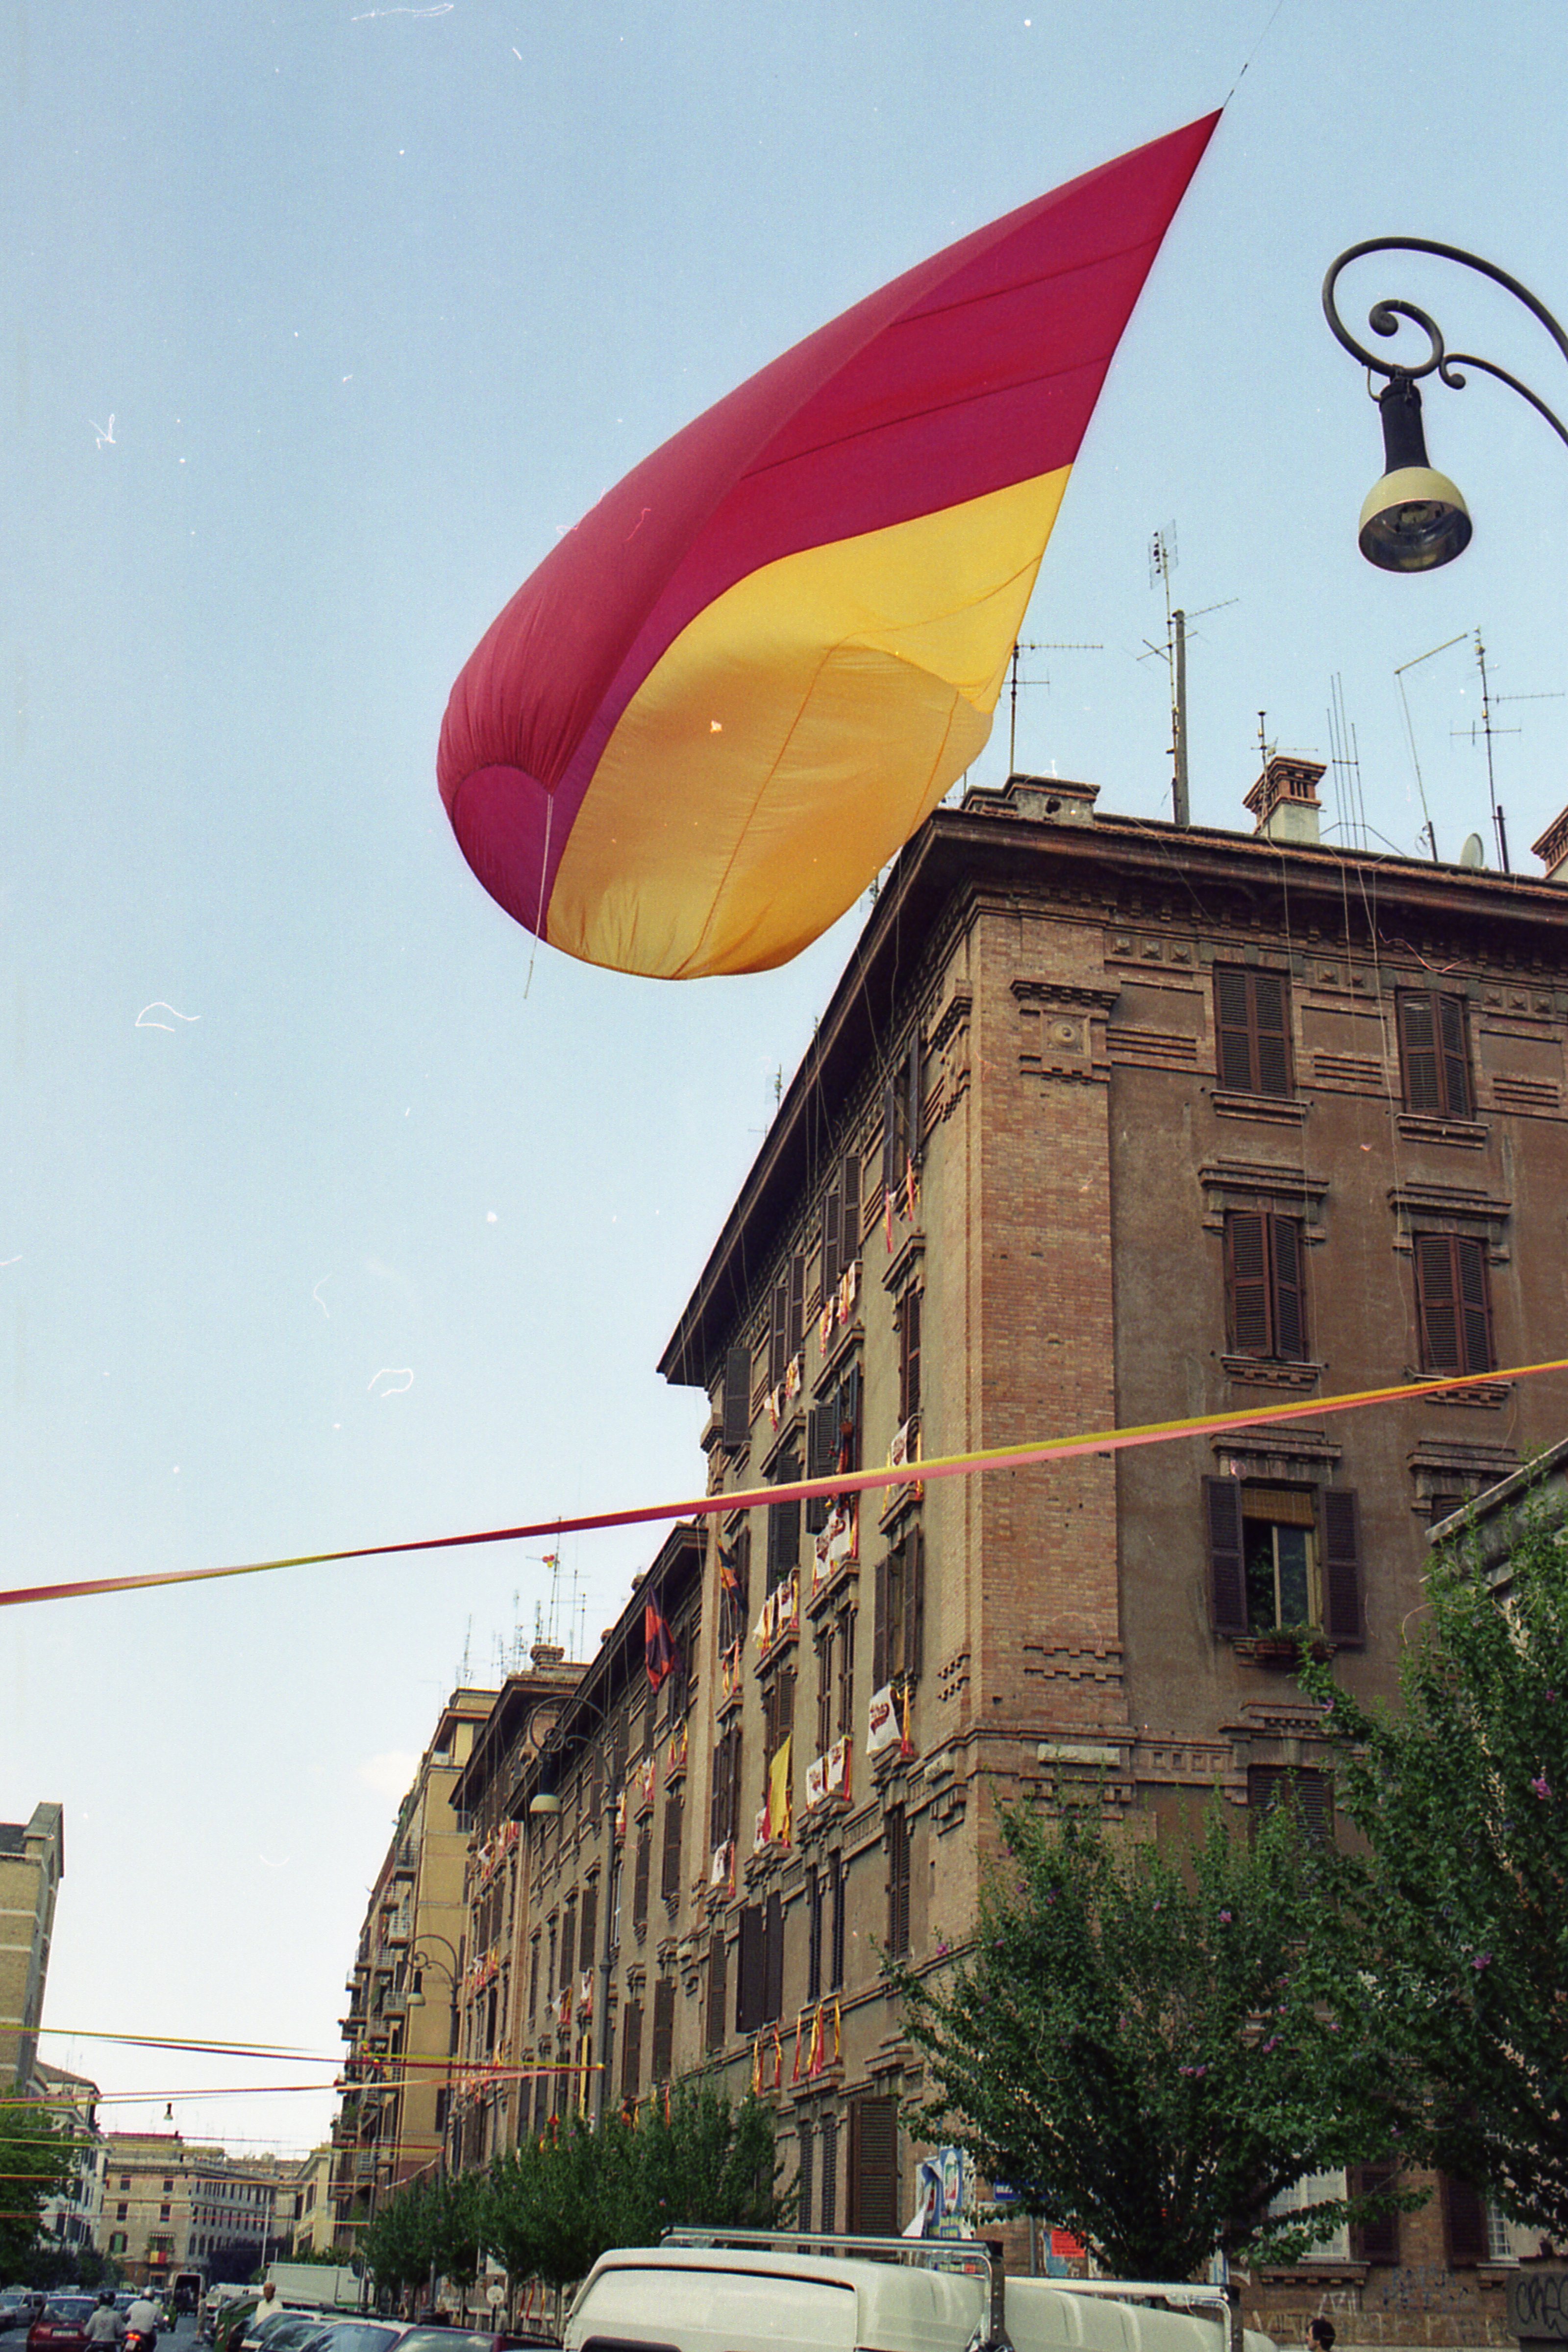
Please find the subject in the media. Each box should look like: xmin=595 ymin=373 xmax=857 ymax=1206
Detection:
xmin=397 ymin=2335 xmax=505 ymax=2352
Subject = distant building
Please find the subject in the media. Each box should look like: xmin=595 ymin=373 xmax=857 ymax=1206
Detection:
xmin=101 ymin=2133 xmax=290 ymax=2284
xmin=282 ymin=2143 xmax=335 ymax=2256
xmin=0 ymin=1803 xmax=64 ymax=2090
xmin=32 ymin=2063 xmax=104 ymax=2255
xmin=330 ymin=1685 xmax=499 ymax=2244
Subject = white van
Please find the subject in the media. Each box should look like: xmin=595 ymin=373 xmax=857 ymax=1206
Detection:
xmin=563 ymin=2234 xmax=1275 ymax=2352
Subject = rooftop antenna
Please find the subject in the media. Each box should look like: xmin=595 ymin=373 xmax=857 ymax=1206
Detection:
xmin=545 ymin=1549 xmax=563 ymax=1647
xmin=1142 ymin=528 xmax=1235 ymax=825
xmin=1451 ymin=631 xmax=1563 ymax=875
xmin=457 ymin=1616 xmax=473 ymax=1688
xmin=1005 ymin=639 xmax=1102 ymax=772
xmin=1394 ymin=632 xmax=1467 ymax=863
xmin=1326 ymin=673 xmax=1370 ymax=852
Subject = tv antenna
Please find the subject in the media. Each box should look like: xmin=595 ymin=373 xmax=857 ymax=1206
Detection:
xmin=1448 ymin=631 xmax=1562 ymax=873
xmin=1005 ymin=639 xmax=1102 ymax=772
xmin=1326 ymin=674 xmax=1370 ymax=853
xmin=1141 ymin=527 xmax=1235 ymax=824
xmin=1393 ymin=631 xmax=1466 ymax=863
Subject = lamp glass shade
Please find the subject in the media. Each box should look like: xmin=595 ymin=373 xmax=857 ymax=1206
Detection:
xmin=528 ymin=1791 xmax=561 ymax=1816
xmin=1358 ymin=465 xmax=1472 ymax=571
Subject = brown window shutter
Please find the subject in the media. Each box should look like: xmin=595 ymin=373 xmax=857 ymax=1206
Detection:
xmin=882 ymin=1068 xmax=901 ymax=1193
xmin=788 ymin=1249 xmax=805 ymax=1358
xmin=829 ymin=1850 xmax=846 ymax=1991
xmin=872 ymin=1554 xmax=889 ymax=1689
xmin=848 ymin=2095 xmax=899 ymax=2235
xmin=1349 ymin=2160 xmax=1400 ymax=2263
xmin=1415 ymin=1235 xmax=1462 ymax=1371
xmin=1214 ymin=966 xmax=1256 ymax=1091
xmin=797 ymin=2123 xmax=815 ymax=2234
xmin=1400 ymin=993 xmax=1443 ymax=1113
xmin=632 ymin=1820 xmax=651 ymax=1931
xmin=842 ymin=1361 xmax=863 ymax=1474
xmin=807 ymin=1866 xmax=823 ymax=2003
xmin=899 ymin=1290 xmax=922 ymax=1422
xmin=1442 ymin=2173 xmax=1491 ymax=2265
xmin=769 ymin=1271 xmax=788 ymax=1389
xmin=842 ymin=1154 xmax=861 ymax=1260
xmin=1251 ymin=970 xmax=1292 ymax=1096
xmin=559 ymin=1906 xmax=576 ymax=1990
xmin=1270 ymin=1216 xmax=1307 ymax=1361
xmin=886 ymin=1806 xmax=910 ymax=1957
xmin=736 ymin=1904 xmax=764 ymax=2035
xmin=837 ymin=1601 xmax=855 ymax=1736
xmin=1439 ymin=994 xmax=1472 ymax=1116
xmin=1457 ymin=1237 xmax=1494 ymax=1372
xmin=806 ymin=1404 xmax=834 ymax=1534
xmin=660 ymin=1786 xmax=684 ymax=1903
xmin=651 ymin=1978 xmax=676 ymax=2083
xmin=821 ymin=1177 xmax=843 ymax=1302
xmin=1226 ymin=1212 xmax=1272 ymax=1356
xmin=580 ymin=1883 xmax=598 ymax=1973
xmin=905 ymin=1524 xmax=925 ymax=1682
xmin=821 ymin=2114 xmax=839 ymax=2230
xmin=1204 ymin=1477 xmax=1248 ymax=1635
xmin=620 ymin=2001 xmax=643 ymax=2101
xmin=706 ymin=1930 xmax=728 ymax=2054
xmin=722 ymin=1344 xmax=752 ymax=1449
xmin=906 ymin=1034 xmax=924 ymax=1166
xmin=1319 ymin=1488 xmax=1365 ymax=1644
xmin=763 ymin=1889 xmax=784 ymax=2025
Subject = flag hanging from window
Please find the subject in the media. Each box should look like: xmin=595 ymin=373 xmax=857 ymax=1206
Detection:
xmin=644 ymin=1597 xmax=680 ymax=1691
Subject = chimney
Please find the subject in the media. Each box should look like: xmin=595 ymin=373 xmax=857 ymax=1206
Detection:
xmin=1532 ymin=805 xmax=1568 ymax=883
xmin=530 ymin=1640 xmax=565 ymax=1669
xmin=1244 ymin=753 xmax=1324 ymax=846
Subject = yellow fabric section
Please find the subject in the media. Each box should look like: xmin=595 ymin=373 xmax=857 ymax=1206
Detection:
xmin=547 ymin=466 xmax=1072 ymax=978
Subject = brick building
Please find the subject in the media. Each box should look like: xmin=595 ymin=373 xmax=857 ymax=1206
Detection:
xmin=0 ymin=1802 xmax=63 ymax=2092
xmin=489 ymin=759 xmax=1567 ymax=2340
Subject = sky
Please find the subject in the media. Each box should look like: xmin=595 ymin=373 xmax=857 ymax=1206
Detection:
xmin=5 ymin=0 xmax=1568 ymax=2161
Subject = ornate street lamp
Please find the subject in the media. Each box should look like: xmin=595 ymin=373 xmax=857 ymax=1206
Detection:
xmin=1322 ymin=238 xmax=1568 ymax=571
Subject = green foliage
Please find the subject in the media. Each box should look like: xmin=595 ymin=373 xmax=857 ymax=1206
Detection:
xmin=1303 ymin=1503 xmax=1568 ymax=2238
xmin=0 ymin=2104 xmax=85 ymax=2282
xmin=893 ymin=1798 xmax=1410 ymax=2278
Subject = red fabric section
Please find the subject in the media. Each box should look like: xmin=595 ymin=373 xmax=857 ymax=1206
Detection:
xmin=438 ymin=114 xmax=1219 ymax=934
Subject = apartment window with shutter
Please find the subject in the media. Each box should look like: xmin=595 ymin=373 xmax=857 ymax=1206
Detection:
xmin=764 ymin=1888 xmax=785 ymax=2025
xmin=1214 ymin=966 xmax=1293 ymax=1097
xmin=547 ymin=1917 xmax=557 ymax=1995
xmin=722 ymin=1341 xmax=752 ymax=1450
xmin=882 ymin=1034 xmax=924 ymax=1192
xmin=526 ymin=1938 xmax=539 ymax=2021
xmin=848 ymin=2094 xmax=900 ymax=2235
xmin=736 ymin=1903 xmax=765 ymax=2036
xmin=873 ymin=1524 xmax=924 ymax=1688
xmin=1224 ymin=1211 xmax=1308 ymax=1360
xmin=632 ymin=1819 xmax=652 ymax=1933
xmin=720 ymin=1524 xmax=751 ymax=1650
xmin=660 ymin=1784 xmax=684 ymax=1904
xmin=828 ymin=1849 xmax=846 ymax=1991
xmin=580 ymin=1880 xmax=598 ymax=1977
xmin=815 ymin=1620 xmax=834 ymax=1757
xmin=798 ymin=2123 xmax=816 ymax=2234
xmin=560 ymin=1902 xmax=576 ymax=1992
xmin=808 ymin=1363 xmax=862 ymax=1533
xmin=712 ymin=1722 xmax=743 ymax=1851
xmin=1443 ymin=2174 xmax=1491 ymax=2266
xmin=821 ymin=1152 xmax=862 ymax=1300
xmin=897 ymin=1288 xmax=922 ymax=1425
xmin=650 ymin=1978 xmax=676 ymax=2083
xmin=706 ymin=1930 xmax=728 ymax=2053
xmin=769 ymin=1252 xmax=806 ymax=1388
xmin=886 ymin=1806 xmax=911 ymax=1958
xmin=1204 ymin=1480 xmax=1364 ymax=1644
xmin=821 ymin=2114 xmax=839 ymax=2231
xmin=1349 ymin=2161 xmax=1401 ymax=2263
xmin=1248 ymin=1764 xmax=1334 ymax=1847
xmin=763 ymin=1659 xmax=796 ymax=1793
xmin=768 ymin=1445 xmax=802 ymax=1591
xmin=620 ymin=2001 xmax=643 ymax=2102
xmin=1415 ymin=1234 xmax=1495 ymax=1375
xmin=1399 ymin=992 xmax=1472 ymax=1117
xmin=807 ymin=1866 xmax=823 ymax=2003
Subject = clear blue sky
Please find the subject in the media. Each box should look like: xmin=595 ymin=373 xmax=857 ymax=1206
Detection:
xmin=5 ymin=0 xmax=1567 ymax=2155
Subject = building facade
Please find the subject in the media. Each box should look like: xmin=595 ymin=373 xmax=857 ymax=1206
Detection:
xmin=0 ymin=1804 xmax=64 ymax=2091
xmin=486 ymin=760 xmax=1568 ymax=2341
xmin=330 ymin=1686 xmax=498 ymax=2243
xmin=100 ymin=2134 xmax=289 ymax=2282
xmin=33 ymin=2063 xmax=104 ymax=2258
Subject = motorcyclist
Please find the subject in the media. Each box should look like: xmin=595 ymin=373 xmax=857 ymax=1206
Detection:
xmin=83 ymin=2295 xmax=121 ymax=2347
xmin=125 ymin=2293 xmax=161 ymax=2349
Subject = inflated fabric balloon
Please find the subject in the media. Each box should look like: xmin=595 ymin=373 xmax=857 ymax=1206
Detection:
xmin=438 ymin=114 xmax=1219 ymax=980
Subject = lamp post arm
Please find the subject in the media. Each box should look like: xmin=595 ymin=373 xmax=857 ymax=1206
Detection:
xmin=1432 ymin=351 xmax=1568 ymax=451
xmin=1324 ymin=237 xmax=1568 ymax=379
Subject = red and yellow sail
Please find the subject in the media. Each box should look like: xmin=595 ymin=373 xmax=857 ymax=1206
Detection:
xmin=438 ymin=114 xmax=1219 ymax=980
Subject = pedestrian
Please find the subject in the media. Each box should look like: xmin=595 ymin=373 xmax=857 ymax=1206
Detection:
xmin=1307 ymin=2322 xmax=1336 ymax=2352
xmin=251 ymin=2288 xmax=285 ymax=2340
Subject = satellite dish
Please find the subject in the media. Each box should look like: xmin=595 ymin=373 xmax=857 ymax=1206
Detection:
xmin=1460 ymin=833 xmax=1486 ymax=868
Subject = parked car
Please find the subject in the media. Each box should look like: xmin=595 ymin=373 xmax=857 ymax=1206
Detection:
xmin=394 ymin=2331 xmax=540 ymax=2352
xmin=213 ymin=2299 xmax=260 ymax=2352
xmin=26 ymin=2299 xmax=99 ymax=2352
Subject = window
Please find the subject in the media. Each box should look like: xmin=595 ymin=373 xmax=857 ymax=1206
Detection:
xmin=847 ymin=2094 xmax=900 ymax=2235
xmin=828 ymin=1849 xmax=846 ymax=1992
xmin=722 ymin=1341 xmax=753 ymax=1450
xmin=768 ymin=1446 xmax=801 ymax=1590
xmin=660 ymin=1784 xmax=684 ymax=1903
xmin=762 ymin=1660 xmax=796 ymax=1782
xmin=814 ymin=1604 xmax=855 ymax=1755
xmin=897 ymin=1288 xmax=922 ymax=1427
xmin=768 ymin=1252 xmax=805 ymax=1388
xmin=873 ymin=1524 xmax=924 ymax=1688
xmin=820 ymin=2114 xmax=839 ymax=2232
xmin=807 ymin=1364 xmax=861 ymax=1533
xmin=1415 ymin=1235 xmax=1494 ymax=1375
xmin=1443 ymin=2173 xmax=1491 ymax=2266
xmin=1247 ymin=1764 xmax=1334 ymax=1847
xmin=719 ymin=1524 xmax=750 ymax=1652
xmin=1349 ymin=2160 xmax=1400 ymax=2264
xmin=109 ymin=2233 xmax=126 ymax=2255
xmin=579 ymin=1879 xmax=598 ymax=1974
xmin=650 ymin=1979 xmax=676 ymax=2084
xmin=1268 ymin=2169 xmax=1350 ymax=2260
xmin=886 ymin=1805 xmax=911 ymax=1958
xmin=882 ymin=1033 xmax=924 ymax=1191
xmin=807 ymin=1866 xmax=823 ymax=2003
xmin=736 ymin=1893 xmax=785 ymax=2031
xmin=631 ymin=1819 xmax=652 ymax=1934
xmin=1213 ymin=966 xmax=1292 ymax=1096
xmin=1224 ymin=1212 xmax=1307 ymax=1360
xmin=560 ymin=1901 xmax=576 ymax=1991
xmin=1398 ymin=991 xmax=1471 ymax=1117
xmin=711 ymin=1722 xmax=743 ymax=1852
xmin=706 ymin=1930 xmax=728 ymax=2054
xmin=116 ymin=2202 xmax=127 ymax=2222
xmin=797 ymin=2122 xmax=816 ymax=2234
xmin=1204 ymin=1480 xmax=1363 ymax=1643
xmin=821 ymin=1151 xmax=862 ymax=1300
xmin=159 ymin=2202 xmax=171 ymax=2222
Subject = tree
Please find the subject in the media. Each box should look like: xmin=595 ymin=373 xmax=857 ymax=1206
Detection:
xmin=0 ymin=2104 xmax=81 ymax=2283
xmin=1304 ymin=1502 xmax=1568 ymax=2239
xmin=894 ymin=1797 xmax=1410 ymax=2278
xmin=362 ymin=2177 xmax=437 ymax=2301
